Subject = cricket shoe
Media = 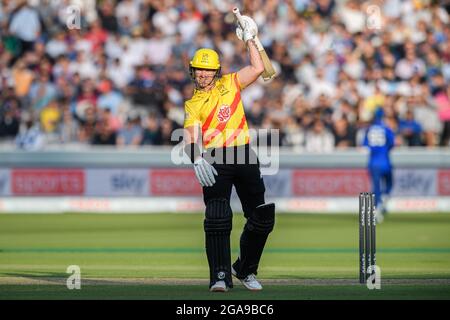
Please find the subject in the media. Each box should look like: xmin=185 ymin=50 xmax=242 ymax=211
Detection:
xmin=231 ymin=267 xmax=263 ymax=291
xmin=375 ymin=208 xmax=384 ymax=224
xmin=210 ymin=281 xmax=228 ymax=292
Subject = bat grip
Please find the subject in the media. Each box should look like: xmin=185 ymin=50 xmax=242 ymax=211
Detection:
xmin=253 ymin=36 xmax=264 ymax=51
xmin=234 ymin=7 xmax=262 ymax=49
xmin=233 ymin=7 xmax=246 ymax=30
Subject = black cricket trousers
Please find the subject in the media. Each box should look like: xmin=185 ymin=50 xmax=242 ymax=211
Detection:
xmin=202 ymin=144 xmax=265 ymax=217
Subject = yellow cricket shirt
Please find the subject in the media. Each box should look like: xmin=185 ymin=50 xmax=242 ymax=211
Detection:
xmin=184 ymin=72 xmax=250 ymax=149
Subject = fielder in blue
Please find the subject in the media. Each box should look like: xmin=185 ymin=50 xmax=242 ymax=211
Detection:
xmin=363 ymin=107 xmax=395 ymax=223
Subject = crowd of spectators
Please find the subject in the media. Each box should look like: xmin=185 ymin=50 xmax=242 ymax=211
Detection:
xmin=0 ymin=0 xmax=449 ymax=151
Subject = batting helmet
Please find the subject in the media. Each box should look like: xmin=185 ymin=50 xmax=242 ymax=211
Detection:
xmin=190 ymin=48 xmax=220 ymax=70
xmin=189 ymin=48 xmax=221 ymax=86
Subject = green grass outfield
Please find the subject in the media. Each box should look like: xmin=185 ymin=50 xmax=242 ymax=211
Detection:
xmin=0 ymin=212 xmax=450 ymax=300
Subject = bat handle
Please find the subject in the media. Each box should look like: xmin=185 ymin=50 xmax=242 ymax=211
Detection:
xmin=253 ymin=36 xmax=264 ymax=51
xmin=233 ymin=7 xmax=262 ymax=49
xmin=233 ymin=7 xmax=246 ymax=30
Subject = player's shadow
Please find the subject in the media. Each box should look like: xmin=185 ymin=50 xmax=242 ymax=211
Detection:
xmin=272 ymin=274 xmax=312 ymax=279
xmin=2 ymin=271 xmax=140 ymax=286
xmin=4 ymin=271 xmax=68 ymax=284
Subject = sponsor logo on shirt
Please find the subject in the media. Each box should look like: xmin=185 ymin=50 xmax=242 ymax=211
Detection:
xmin=217 ymin=105 xmax=231 ymax=123
xmin=216 ymin=83 xmax=229 ymax=96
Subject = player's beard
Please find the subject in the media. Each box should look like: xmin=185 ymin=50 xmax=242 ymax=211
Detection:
xmin=196 ymin=75 xmax=216 ymax=90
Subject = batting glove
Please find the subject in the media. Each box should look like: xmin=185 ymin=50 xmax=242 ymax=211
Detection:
xmin=242 ymin=27 xmax=255 ymax=43
xmin=194 ymin=158 xmax=218 ymax=187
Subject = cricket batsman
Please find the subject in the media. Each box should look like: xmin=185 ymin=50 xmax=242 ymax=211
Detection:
xmin=363 ymin=107 xmax=395 ymax=223
xmin=183 ymin=23 xmax=275 ymax=292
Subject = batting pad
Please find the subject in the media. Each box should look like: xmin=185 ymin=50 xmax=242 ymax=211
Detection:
xmin=234 ymin=202 xmax=275 ymax=278
xmin=204 ymin=198 xmax=233 ymax=288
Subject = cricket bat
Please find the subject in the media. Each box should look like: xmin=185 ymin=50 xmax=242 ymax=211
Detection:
xmin=233 ymin=7 xmax=276 ymax=81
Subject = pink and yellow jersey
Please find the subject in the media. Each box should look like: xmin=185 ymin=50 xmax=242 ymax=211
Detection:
xmin=184 ymin=72 xmax=250 ymax=149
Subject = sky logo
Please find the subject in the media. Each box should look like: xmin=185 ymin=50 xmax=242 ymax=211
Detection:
xmin=111 ymin=173 xmax=145 ymax=193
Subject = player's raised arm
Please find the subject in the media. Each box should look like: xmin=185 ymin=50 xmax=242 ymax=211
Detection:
xmin=237 ymin=38 xmax=265 ymax=89
xmin=234 ymin=8 xmax=274 ymax=87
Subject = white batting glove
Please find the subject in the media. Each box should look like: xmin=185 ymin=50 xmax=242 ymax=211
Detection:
xmin=193 ymin=158 xmax=218 ymax=187
xmin=242 ymin=27 xmax=255 ymax=43
xmin=236 ymin=25 xmax=256 ymax=43
xmin=235 ymin=15 xmax=258 ymax=43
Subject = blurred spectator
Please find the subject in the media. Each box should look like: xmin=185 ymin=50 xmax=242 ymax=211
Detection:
xmin=92 ymin=119 xmax=117 ymax=146
xmin=178 ymin=1 xmax=202 ymax=43
xmin=97 ymin=78 xmax=124 ymax=115
xmin=246 ymin=100 xmax=266 ymax=128
xmin=40 ymin=101 xmax=60 ymax=134
xmin=332 ymin=99 xmax=357 ymax=123
xmin=11 ymin=59 xmax=34 ymax=99
xmin=46 ymin=31 xmax=68 ymax=58
xmin=116 ymin=0 xmax=140 ymax=31
xmin=75 ymin=79 xmax=98 ymax=110
xmin=309 ymin=68 xmax=336 ymax=102
xmin=107 ymin=57 xmax=132 ymax=89
xmin=163 ymin=101 xmax=184 ymax=128
xmin=116 ymin=113 xmax=143 ymax=146
xmin=147 ymin=29 xmax=173 ymax=67
xmin=85 ymin=20 xmax=108 ymax=54
xmin=98 ymin=0 xmax=119 ymax=34
xmin=333 ymin=116 xmax=356 ymax=148
xmin=141 ymin=114 xmax=162 ymax=145
xmin=70 ymin=50 xmax=98 ymax=80
xmin=398 ymin=109 xmax=423 ymax=146
xmin=57 ymin=103 xmax=79 ymax=144
xmin=395 ymin=47 xmax=426 ymax=80
xmin=361 ymin=86 xmax=385 ymax=122
xmin=305 ymin=119 xmax=335 ymax=152
xmin=100 ymin=107 xmax=122 ymax=132
xmin=125 ymin=65 xmax=164 ymax=110
xmin=28 ymin=72 xmax=57 ymax=112
xmin=77 ymin=103 xmax=97 ymax=143
xmin=159 ymin=118 xmax=178 ymax=146
xmin=8 ymin=0 xmax=41 ymax=56
xmin=0 ymin=93 xmax=21 ymax=140
xmin=282 ymin=117 xmax=305 ymax=151
xmin=410 ymin=91 xmax=442 ymax=147
xmin=151 ymin=1 xmax=179 ymax=37
xmin=338 ymin=0 xmax=365 ymax=34
xmin=15 ymin=112 xmax=44 ymax=150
